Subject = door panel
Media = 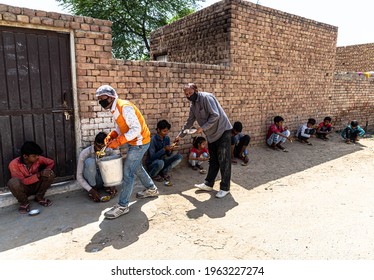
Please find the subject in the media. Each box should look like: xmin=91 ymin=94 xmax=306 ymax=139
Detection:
xmin=0 ymin=26 xmax=76 ymax=187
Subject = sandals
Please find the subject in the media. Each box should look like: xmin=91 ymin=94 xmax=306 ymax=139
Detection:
xmin=161 ymin=174 xmax=171 ymax=181
xmin=19 ymin=203 xmax=30 ymax=214
xmin=196 ymin=164 xmax=204 ymax=170
xmin=152 ymin=175 xmax=164 ymax=182
xmin=105 ymin=187 xmax=118 ymax=198
xmin=35 ymin=198 xmax=53 ymax=207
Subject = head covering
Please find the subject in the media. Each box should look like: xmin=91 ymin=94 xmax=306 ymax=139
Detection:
xmin=184 ymin=83 xmax=198 ymax=92
xmin=96 ymin=85 xmax=118 ymax=98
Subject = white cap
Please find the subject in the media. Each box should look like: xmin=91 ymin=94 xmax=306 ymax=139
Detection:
xmin=96 ymin=85 xmax=118 ymax=98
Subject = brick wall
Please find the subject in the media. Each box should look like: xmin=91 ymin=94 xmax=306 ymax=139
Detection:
xmin=336 ymin=43 xmax=374 ymax=72
xmin=150 ymin=0 xmax=232 ymax=66
xmin=151 ymin=0 xmax=339 ymax=142
xmin=334 ymin=44 xmax=374 ymax=131
xmin=1 ymin=0 xmax=373 ymax=159
xmin=332 ymin=73 xmax=374 ymax=131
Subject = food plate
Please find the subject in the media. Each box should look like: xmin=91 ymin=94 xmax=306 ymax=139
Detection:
xmin=29 ymin=209 xmax=40 ymax=216
xmin=164 ymin=181 xmax=173 ymax=187
xmin=100 ymin=195 xmax=111 ymax=202
xmin=183 ymin=127 xmax=197 ymax=134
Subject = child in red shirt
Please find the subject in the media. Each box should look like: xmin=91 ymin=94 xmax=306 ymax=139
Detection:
xmin=189 ymin=136 xmax=209 ymax=174
xmin=316 ymin=116 xmax=333 ymax=140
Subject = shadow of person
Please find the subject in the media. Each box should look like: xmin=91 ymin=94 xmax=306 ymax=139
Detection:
xmin=85 ymin=197 xmax=157 ymax=253
xmin=0 ymin=189 xmax=109 ymax=253
xmin=179 ymin=190 xmax=238 ymax=220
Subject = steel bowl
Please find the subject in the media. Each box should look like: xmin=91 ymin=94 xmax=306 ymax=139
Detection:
xmin=29 ymin=209 xmax=40 ymax=216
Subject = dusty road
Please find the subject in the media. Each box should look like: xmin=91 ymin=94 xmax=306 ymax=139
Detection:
xmin=1 ymin=133 xmax=374 ymax=260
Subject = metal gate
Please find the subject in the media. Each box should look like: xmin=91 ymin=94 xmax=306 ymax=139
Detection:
xmin=0 ymin=26 xmax=76 ymax=187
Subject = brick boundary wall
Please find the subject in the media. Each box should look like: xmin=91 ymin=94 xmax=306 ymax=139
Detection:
xmin=151 ymin=0 xmax=341 ymax=141
xmin=1 ymin=0 xmax=374 ymax=160
xmin=332 ymin=73 xmax=374 ymax=132
xmin=335 ymin=43 xmax=374 ymax=72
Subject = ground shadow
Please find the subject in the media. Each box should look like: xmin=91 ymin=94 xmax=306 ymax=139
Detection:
xmin=0 ymin=189 xmax=147 ymax=253
xmin=84 ymin=197 xmax=155 ymax=253
xmin=0 ymin=133 xmax=370 ymax=254
xmin=179 ymin=191 xmax=239 ymax=219
xmin=230 ymin=133 xmax=368 ymax=190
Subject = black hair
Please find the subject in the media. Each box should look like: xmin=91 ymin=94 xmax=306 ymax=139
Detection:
xmin=307 ymin=118 xmax=316 ymax=125
xmin=21 ymin=141 xmax=43 ymax=156
xmin=192 ymin=136 xmax=206 ymax=149
xmin=157 ymin=120 xmax=171 ymax=130
xmin=95 ymin=132 xmax=108 ymax=144
xmin=274 ymin=116 xmax=284 ymax=123
xmin=351 ymin=120 xmax=359 ymax=127
xmin=233 ymin=121 xmax=243 ymax=133
xmin=324 ymin=116 xmax=332 ymax=122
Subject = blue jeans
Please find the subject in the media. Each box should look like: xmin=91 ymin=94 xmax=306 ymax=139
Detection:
xmin=83 ymin=157 xmax=104 ymax=188
xmin=189 ymin=152 xmax=209 ymax=166
xmin=148 ymin=153 xmax=183 ymax=177
xmin=118 ymin=143 xmax=155 ymax=207
xmin=267 ymin=130 xmax=290 ymax=146
xmin=84 ymin=155 xmax=119 ymax=188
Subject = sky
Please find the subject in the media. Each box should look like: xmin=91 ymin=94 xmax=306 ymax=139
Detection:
xmin=0 ymin=0 xmax=373 ymax=47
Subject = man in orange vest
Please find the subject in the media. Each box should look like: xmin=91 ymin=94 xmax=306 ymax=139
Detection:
xmin=96 ymin=85 xmax=159 ymax=219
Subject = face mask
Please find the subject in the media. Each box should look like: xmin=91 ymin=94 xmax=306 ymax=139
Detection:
xmin=187 ymin=92 xmax=198 ymax=102
xmin=99 ymin=98 xmax=111 ymax=109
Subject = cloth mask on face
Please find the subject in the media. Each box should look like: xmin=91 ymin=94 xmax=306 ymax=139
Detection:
xmin=187 ymin=92 xmax=198 ymax=102
xmin=99 ymin=98 xmax=111 ymax=109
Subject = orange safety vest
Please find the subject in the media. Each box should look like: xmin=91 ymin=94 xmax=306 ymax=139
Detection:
xmin=111 ymin=99 xmax=150 ymax=146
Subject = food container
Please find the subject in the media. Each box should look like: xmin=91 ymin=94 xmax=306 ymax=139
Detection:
xmin=97 ymin=155 xmax=123 ymax=187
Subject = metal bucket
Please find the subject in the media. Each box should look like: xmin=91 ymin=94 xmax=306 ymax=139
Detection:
xmin=97 ymin=155 xmax=123 ymax=187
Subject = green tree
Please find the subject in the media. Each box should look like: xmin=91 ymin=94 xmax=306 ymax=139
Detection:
xmin=57 ymin=0 xmax=201 ymax=60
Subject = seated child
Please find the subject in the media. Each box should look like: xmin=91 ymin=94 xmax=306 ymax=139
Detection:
xmin=76 ymin=132 xmax=118 ymax=202
xmin=266 ymin=116 xmax=291 ymax=152
xmin=7 ymin=141 xmax=55 ymax=213
xmin=296 ymin=118 xmax=317 ymax=145
xmin=189 ymin=136 xmax=209 ymax=174
xmin=341 ymin=120 xmax=365 ymax=144
xmin=146 ymin=120 xmax=183 ymax=182
xmin=231 ymin=121 xmax=250 ymax=165
xmin=316 ymin=116 xmax=333 ymax=140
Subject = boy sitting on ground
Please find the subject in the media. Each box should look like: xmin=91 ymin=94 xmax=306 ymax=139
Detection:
xmin=341 ymin=120 xmax=365 ymax=144
xmin=231 ymin=121 xmax=250 ymax=165
xmin=316 ymin=116 xmax=333 ymax=140
xmin=296 ymin=118 xmax=317 ymax=145
xmin=146 ymin=120 xmax=183 ymax=183
xmin=266 ymin=116 xmax=291 ymax=152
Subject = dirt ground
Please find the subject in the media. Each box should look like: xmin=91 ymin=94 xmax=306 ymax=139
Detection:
xmin=1 ymin=132 xmax=374 ymax=260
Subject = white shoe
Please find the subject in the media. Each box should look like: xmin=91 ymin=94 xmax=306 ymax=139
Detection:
xmin=104 ymin=204 xmax=129 ymax=219
xmin=194 ymin=183 xmax=213 ymax=191
xmin=215 ymin=190 xmax=230 ymax=198
xmin=136 ymin=187 xmax=159 ymax=198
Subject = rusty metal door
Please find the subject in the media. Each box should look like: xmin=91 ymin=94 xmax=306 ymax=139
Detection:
xmin=0 ymin=26 xmax=76 ymax=187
